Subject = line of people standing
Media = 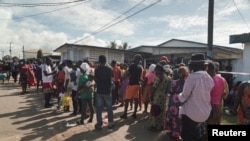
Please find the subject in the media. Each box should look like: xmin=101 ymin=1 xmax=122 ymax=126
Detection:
xmin=14 ymin=53 xmax=242 ymax=140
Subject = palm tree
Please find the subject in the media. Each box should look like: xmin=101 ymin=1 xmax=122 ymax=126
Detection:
xmin=109 ymin=41 xmax=117 ymax=49
xmin=121 ymin=42 xmax=128 ymax=50
xmin=37 ymin=49 xmax=43 ymax=59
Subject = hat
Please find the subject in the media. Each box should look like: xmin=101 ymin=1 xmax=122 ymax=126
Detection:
xmin=148 ymin=64 xmax=156 ymax=72
xmin=158 ymin=60 xmax=167 ymax=66
xmin=176 ymin=63 xmax=185 ymax=68
xmin=160 ymin=56 xmax=169 ymax=63
xmin=188 ymin=53 xmax=208 ymax=65
xmin=80 ymin=62 xmax=90 ymax=72
xmin=163 ymin=65 xmax=173 ymax=73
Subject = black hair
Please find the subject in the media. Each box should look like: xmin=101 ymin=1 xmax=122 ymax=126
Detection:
xmin=99 ymin=55 xmax=106 ymax=64
xmin=111 ymin=60 xmax=116 ymax=66
xmin=67 ymin=60 xmax=73 ymax=65
xmin=189 ymin=63 xmax=206 ymax=72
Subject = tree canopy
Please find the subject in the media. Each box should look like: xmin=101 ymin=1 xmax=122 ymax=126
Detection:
xmin=37 ymin=49 xmax=43 ymax=59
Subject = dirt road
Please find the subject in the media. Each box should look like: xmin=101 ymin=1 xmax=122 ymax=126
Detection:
xmin=0 ymin=79 xmax=172 ymax=141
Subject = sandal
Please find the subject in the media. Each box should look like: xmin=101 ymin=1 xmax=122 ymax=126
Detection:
xmin=170 ymin=136 xmax=182 ymax=141
xmin=76 ymin=120 xmax=84 ymax=125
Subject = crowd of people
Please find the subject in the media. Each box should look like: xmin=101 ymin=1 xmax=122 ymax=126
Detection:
xmin=1 ymin=53 xmax=250 ymax=141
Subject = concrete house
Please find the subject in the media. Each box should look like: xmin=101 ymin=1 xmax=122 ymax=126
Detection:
xmin=53 ymin=43 xmax=150 ymax=65
xmin=128 ymin=39 xmax=243 ymax=68
xmin=230 ymin=33 xmax=250 ymax=82
xmin=54 ymin=39 xmax=243 ymax=70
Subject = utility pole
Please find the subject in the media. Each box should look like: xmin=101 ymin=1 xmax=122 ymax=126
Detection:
xmin=9 ymin=42 xmax=13 ymax=57
xmin=1 ymin=50 xmax=4 ymax=59
xmin=207 ymin=0 xmax=214 ymax=59
xmin=23 ymin=45 xmax=25 ymax=59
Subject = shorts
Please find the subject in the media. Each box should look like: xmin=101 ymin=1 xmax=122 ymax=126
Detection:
xmin=125 ymin=85 xmax=141 ymax=99
xmin=20 ymin=74 xmax=28 ymax=84
xmin=43 ymin=82 xmax=53 ymax=93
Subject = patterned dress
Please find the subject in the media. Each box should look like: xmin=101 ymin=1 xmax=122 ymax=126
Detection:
xmin=164 ymin=79 xmax=184 ymax=138
xmin=237 ymin=83 xmax=250 ymax=125
xmin=148 ymin=73 xmax=170 ymax=130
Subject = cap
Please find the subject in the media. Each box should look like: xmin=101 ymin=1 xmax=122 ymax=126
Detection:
xmin=80 ymin=62 xmax=90 ymax=72
xmin=160 ymin=56 xmax=169 ymax=63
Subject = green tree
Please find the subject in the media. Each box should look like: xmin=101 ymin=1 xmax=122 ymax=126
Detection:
xmin=109 ymin=41 xmax=118 ymax=49
xmin=3 ymin=55 xmax=12 ymax=61
xmin=37 ymin=49 xmax=43 ymax=59
xmin=119 ymin=42 xmax=129 ymax=50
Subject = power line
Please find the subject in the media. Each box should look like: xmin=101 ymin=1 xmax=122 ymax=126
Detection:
xmin=73 ymin=0 xmax=162 ymax=44
xmin=92 ymin=0 xmax=146 ymax=34
xmin=232 ymin=0 xmax=250 ymax=31
xmin=73 ymin=0 xmax=145 ymax=43
xmin=0 ymin=0 xmax=91 ymax=20
xmin=0 ymin=0 xmax=87 ymax=7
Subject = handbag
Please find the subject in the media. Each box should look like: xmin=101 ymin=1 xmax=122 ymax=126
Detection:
xmin=150 ymin=104 xmax=161 ymax=117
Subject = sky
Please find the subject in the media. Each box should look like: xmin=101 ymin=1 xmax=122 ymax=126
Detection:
xmin=0 ymin=0 xmax=249 ymax=58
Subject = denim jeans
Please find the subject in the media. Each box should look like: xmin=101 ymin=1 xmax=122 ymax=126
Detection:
xmin=95 ymin=93 xmax=114 ymax=127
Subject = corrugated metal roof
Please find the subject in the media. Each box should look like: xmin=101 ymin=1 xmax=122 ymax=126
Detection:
xmin=230 ymin=33 xmax=250 ymax=44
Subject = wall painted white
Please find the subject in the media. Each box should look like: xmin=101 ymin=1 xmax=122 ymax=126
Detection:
xmin=232 ymin=42 xmax=250 ymax=82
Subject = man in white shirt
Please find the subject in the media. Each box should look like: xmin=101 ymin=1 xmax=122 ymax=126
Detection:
xmin=63 ymin=60 xmax=73 ymax=92
xmin=178 ymin=53 xmax=214 ymax=141
xmin=70 ymin=61 xmax=82 ymax=116
xmin=42 ymin=57 xmax=56 ymax=108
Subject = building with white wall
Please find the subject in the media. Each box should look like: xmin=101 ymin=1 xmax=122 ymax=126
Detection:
xmin=53 ymin=43 xmax=150 ymax=66
xmin=54 ymin=39 xmax=243 ymax=70
xmin=230 ymin=33 xmax=250 ymax=82
xmin=24 ymin=49 xmax=53 ymax=59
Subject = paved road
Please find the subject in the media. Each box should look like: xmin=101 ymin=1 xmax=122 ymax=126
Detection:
xmin=0 ymin=79 xmax=172 ymax=141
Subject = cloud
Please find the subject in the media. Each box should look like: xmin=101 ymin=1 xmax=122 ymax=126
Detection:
xmin=0 ymin=0 xmax=249 ymax=59
xmin=70 ymin=33 xmax=108 ymax=47
xmin=47 ymin=2 xmax=135 ymax=36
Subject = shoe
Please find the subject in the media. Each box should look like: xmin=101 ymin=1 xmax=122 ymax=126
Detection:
xmin=69 ymin=113 xmax=77 ymax=116
xmin=170 ymin=136 xmax=182 ymax=141
xmin=107 ymin=126 xmax=113 ymax=133
xmin=87 ymin=119 xmax=93 ymax=123
xmin=48 ymin=103 xmax=53 ymax=106
xmin=120 ymin=114 xmax=127 ymax=119
xmin=76 ymin=120 xmax=84 ymax=125
xmin=143 ymin=110 xmax=148 ymax=114
xmin=44 ymin=105 xmax=51 ymax=108
xmin=132 ymin=113 xmax=137 ymax=119
xmin=84 ymin=115 xmax=90 ymax=119
xmin=94 ymin=124 xmax=102 ymax=130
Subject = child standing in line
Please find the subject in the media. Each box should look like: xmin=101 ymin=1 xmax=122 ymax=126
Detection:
xmin=62 ymin=92 xmax=71 ymax=112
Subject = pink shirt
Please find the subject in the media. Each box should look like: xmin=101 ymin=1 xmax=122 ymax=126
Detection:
xmin=145 ymin=72 xmax=156 ymax=84
xmin=178 ymin=71 xmax=214 ymax=122
xmin=210 ymin=75 xmax=225 ymax=105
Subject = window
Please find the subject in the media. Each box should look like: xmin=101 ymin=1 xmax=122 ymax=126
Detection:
xmin=89 ymin=50 xmax=105 ymax=62
xmin=108 ymin=52 xmax=122 ymax=63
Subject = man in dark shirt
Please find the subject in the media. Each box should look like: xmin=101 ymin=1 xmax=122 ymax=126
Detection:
xmin=120 ymin=54 xmax=143 ymax=119
xmin=94 ymin=55 xmax=114 ymax=132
